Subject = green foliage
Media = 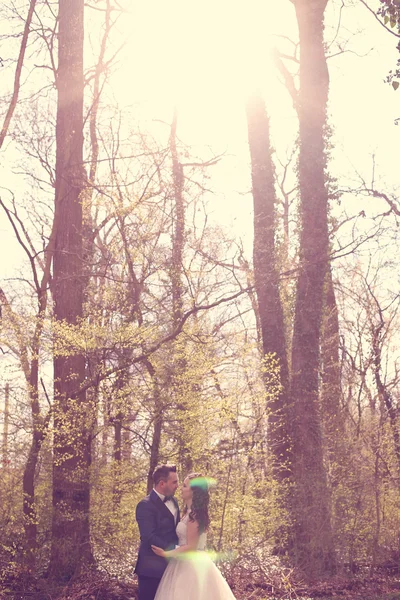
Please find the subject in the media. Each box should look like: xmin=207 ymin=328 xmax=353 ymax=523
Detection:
xmin=378 ymin=1 xmax=400 ymax=88
xmin=0 ymin=465 xmax=23 ymax=564
xmin=329 ymin=416 xmax=400 ymax=568
xmin=1 ymin=1 xmax=400 ymax=583
xmin=91 ymin=462 xmax=143 ymax=576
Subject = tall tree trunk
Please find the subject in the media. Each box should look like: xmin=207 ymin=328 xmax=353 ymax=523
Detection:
xmin=320 ymin=267 xmax=347 ymax=548
xmin=23 ymin=427 xmax=48 ymax=565
xmin=145 ymin=358 xmax=163 ymax=494
xmin=101 ymin=391 xmax=110 ymax=467
xmin=147 ymin=410 xmax=162 ymax=494
xmin=49 ymin=0 xmax=93 ymax=580
xmin=1 ymin=287 xmax=53 ymax=563
xmin=320 ymin=266 xmax=343 ymax=461
xmin=112 ymin=355 xmax=129 ymax=506
xmin=82 ymin=1 xmax=113 ymax=479
xmin=23 ymin=357 xmax=51 ymax=566
xmin=246 ymin=92 xmax=291 ymax=481
xmin=2 ymin=383 xmax=9 ymax=466
xmin=170 ymin=107 xmax=185 ymax=329
xmin=169 ymin=108 xmax=192 ymax=474
xmin=370 ymin=299 xmax=400 ymax=476
xmin=113 ymin=409 xmax=123 ymax=505
xmin=23 ymin=290 xmax=52 ymax=564
xmin=290 ymin=0 xmax=335 ymax=575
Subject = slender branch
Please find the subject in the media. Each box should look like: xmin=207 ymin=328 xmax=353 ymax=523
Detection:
xmin=0 ymin=196 xmax=41 ymax=292
xmin=40 ymin=377 xmax=52 ymax=407
xmin=72 ymin=286 xmax=252 ymax=398
xmin=366 ymin=188 xmax=400 ymax=216
xmin=273 ymin=49 xmax=299 ymax=110
xmin=0 ymin=0 xmax=38 ymax=148
xmin=358 ymin=0 xmax=400 ymax=38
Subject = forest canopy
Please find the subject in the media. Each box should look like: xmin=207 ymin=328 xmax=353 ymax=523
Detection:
xmin=0 ymin=0 xmax=399 ymax=598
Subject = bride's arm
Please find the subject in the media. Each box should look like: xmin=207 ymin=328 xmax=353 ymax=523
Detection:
xmin=152 ymin=519 xmax=200 ymax=557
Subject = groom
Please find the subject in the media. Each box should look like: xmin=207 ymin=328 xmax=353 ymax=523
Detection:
xmin=135 ymin=464 xmax=180 ymax=600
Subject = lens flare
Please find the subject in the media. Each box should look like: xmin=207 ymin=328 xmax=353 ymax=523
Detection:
xmin=174 ymin=549 xmax=236 ymax=565
xmin=189 ymin=476 xmax=217 ymax=490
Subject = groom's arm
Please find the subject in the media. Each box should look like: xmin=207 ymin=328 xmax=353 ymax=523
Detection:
xmin=136 ymin=501 xmax=169 ymax=549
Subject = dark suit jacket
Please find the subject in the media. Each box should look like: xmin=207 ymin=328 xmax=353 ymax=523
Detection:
xmin=135 ymin=490 xmax=180 ymax=579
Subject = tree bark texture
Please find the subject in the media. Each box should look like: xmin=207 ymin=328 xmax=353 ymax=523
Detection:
xmin=2 ymin=384 xmax=9 ymax=466
xmin=246 ymin=92 xmax=292 ymax=482
xmin=370 ymin=300 xmax=400 ymax=476
xmin=23 ymin=370 xmax=51 ymax=566
xmin=50 ymin=0 xmax=93 ymax=580
xmin=290 ymin=0 xmax=336 ymax=575
xmin=169 ymin=108 xmax=193 ymax=474
xmin=23 ymin=280 xmax=52 ymax=562
xmin=320 ymin=265 xmax=344 ymax=465
xmin=170 ymin=107 xmax=185 ymax=328
xmin=145 ymin=358 xmax=163 ymax=493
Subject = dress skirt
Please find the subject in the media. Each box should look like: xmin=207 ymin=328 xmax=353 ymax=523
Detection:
xmin=154 ymin=551 xmax=236 ymax=600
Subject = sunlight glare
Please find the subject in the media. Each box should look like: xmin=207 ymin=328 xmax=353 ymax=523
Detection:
xmin=122 ymin=0 xmax=293 ymax=128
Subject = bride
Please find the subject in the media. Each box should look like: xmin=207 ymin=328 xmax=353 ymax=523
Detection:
xmin=151 ymin=473 xmax=237 ymax=600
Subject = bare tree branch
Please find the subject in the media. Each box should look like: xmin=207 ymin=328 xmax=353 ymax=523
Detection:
xmin=0 ymin=0 xmax=38 ymax=148
xmin=358 ymin=0 xmax=400 ymax=38
xmin=72 ymin=286 xmax=252 ymax=398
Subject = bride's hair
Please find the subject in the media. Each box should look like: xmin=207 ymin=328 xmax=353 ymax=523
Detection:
xmin=184 ymin=472 xmax=210 ymax=534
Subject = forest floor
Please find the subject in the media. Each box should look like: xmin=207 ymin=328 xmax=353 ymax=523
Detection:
xmin=2 ymin=563 xmax=400 ymax=600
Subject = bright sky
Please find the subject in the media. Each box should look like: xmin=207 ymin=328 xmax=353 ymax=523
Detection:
xmin=0 ymin=0 xmax=399 ymax=402
xmin=0 ymin=0 xmax=399 ymax=275
xmin=114 ymin=0 xmax=399 ymax=232
xmin=120 ymin=0 xmax=294 ymax=111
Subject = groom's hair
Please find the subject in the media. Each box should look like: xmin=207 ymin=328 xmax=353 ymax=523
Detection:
xmin=153 ymin=464 xmax=177 ymax=485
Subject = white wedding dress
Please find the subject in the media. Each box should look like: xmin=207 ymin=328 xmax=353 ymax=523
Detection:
xmin=154 ymin=514 xmax=236 ymax=600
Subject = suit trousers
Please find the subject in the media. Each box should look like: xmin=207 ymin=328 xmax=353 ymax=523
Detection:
xmin=138 ymin=575 xmax=161 ymax=600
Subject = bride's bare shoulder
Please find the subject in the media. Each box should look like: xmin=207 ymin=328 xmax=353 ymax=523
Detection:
xmin=187 ymin=517 xmax=200 ymax=531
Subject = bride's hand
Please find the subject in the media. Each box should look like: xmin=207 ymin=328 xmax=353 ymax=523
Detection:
xmin=151 ymin=545 xmax=167 ymax=557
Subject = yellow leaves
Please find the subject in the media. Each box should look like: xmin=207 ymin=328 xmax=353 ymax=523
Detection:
xmin=51 ymin=315 xmax=156 ymax=357
xmin=260 ymin=352 xmax=284 ymax=401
